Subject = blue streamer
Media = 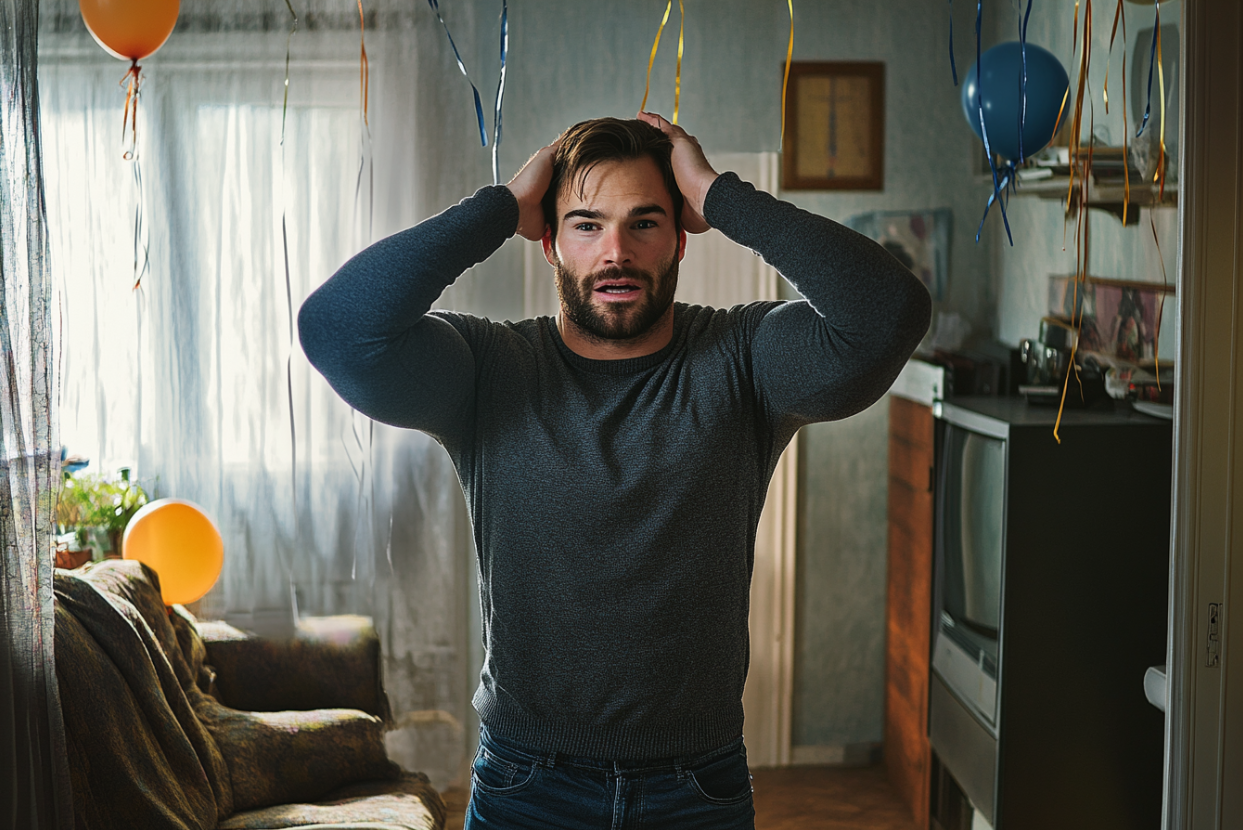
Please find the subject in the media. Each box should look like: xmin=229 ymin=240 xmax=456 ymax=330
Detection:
xmin=1136 ymin=0 xmax=1159 ymax=137
xmin=948 ymin=0 xmax=959 ymax=85
xmin=975 ymin=0 xmax=1013 ymax=245
xmin=1018 ymin=0 xmax=1032 ymax=162
xmin=427 ymin=0 xmax=488 ymax=146
xmin=491 ymin=0 xmax=508 ymax=185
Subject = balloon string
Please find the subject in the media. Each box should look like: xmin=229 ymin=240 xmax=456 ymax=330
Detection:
xmin=947 ymin=0 xmax=958 ymax=85
xmin=357 ymin=0 xmax=370 ymax=130
xmin=641 ymin=1 xmax=673 ymax=115
xmin=673 ymin=0 xmax=684 ymax=125
xmin=491 ymin=0 xmax=508 ymax=186
xmin=130 ymin=156 xmax=150 ymax=290
xmin=120 ymin=59 xmax=141 ymax=161
xmin=1150 ymin=212 xmax=1168 ymax=389
xmin=427 ymin=0 xmax=488 ymax=146
xmin=119 ymin=60 xmax=149 ymax=289
xmin=780 ymin=0 xmax=794 ymax=150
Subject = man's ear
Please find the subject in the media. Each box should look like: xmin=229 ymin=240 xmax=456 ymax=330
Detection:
xmin=542 ymin=226 xmax=555 ymax=266
xmin=677 ymin=228 xmax=688 ymax=262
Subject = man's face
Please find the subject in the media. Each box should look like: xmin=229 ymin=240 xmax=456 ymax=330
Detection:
xmin=543 ymin=156 xmax=686 ymax=343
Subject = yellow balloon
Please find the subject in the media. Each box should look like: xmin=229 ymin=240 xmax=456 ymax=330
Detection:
xmin=123 ymin=499 xmax=223 ymax=606
xmin=79 ymin=0 xmax=179 ymax=62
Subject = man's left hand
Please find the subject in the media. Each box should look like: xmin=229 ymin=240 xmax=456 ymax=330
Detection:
xmin=637 ymin=111 xmax=717 ymax=234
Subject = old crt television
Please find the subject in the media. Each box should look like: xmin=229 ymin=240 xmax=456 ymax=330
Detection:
xmin=928 ymin=397 xmax=1171 ymax=829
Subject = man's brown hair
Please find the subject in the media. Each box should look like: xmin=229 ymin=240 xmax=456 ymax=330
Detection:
xmin=542 ymin=117 xmax=684 ymax=239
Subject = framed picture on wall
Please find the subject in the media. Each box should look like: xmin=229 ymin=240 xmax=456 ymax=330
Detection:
xmin=782 ymin=61 xmax=885 ymax=190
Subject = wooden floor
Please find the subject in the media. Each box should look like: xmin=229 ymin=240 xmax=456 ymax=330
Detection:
xmin=441 ymin=764 xmax=918 ymax=830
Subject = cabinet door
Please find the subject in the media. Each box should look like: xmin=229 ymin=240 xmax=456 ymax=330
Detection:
xmin=885 ymin=395 xmax=934 ymax=829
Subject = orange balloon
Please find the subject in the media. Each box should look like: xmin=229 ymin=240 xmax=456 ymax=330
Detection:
xmin=123 ymin=499 xmax=224 ymax=606
xmin=78 ymin=0 xmax=179 ymax=62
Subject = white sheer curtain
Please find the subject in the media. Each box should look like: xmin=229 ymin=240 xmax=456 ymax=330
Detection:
xmin=2 ymin=0 xmax=71 ymax=822
xmin=40 ymin=6 xmax=496 ymax=788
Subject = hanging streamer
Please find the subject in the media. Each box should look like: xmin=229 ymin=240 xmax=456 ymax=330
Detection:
xmin=1103 ymin=0 xmax=1130 ymax=224
xmin=640 ymin=2 xmax=672 ymax=116
xmin=1136 ymin=0 xmax=1159 ymax=137
xmin=281 ymin=0 xmax=299 ymax=143
xmin=1154 ymin=24 xmax=1167 ymax=197
xmin=948 ymin=0 xmax=958 ymax=85
xmin=357 ymin=0 xmax=370 ymax=129
xmin=428 ymin=0 xmax=489 ymax=146
xmin=1054 ymin=0 xmax=1098 ymax=444
xmin=491 ymin=0 xmax=508 ymax=185
xmin=973 ymin=0 xmax=1013 ymax=245
xmin=1018 ymin=0 xmax=1032 ymax=163
xmin=639 ymin=0 xmax=684 ymax=124
xmin=780 ymin=0 xmax=793 ymax=150
xmin=281 ymin=0 xmax=299 ymax=515
xmin=674 ymin=0 xmax=684 ymax=124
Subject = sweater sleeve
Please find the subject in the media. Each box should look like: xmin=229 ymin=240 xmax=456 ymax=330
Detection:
xmin=297 ymin=185 xmax=520 ymax=439
xmin=702 ymin=173 xmax=932 ymax=425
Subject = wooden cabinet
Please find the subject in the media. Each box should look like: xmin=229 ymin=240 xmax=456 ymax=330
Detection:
xmin=885 ymin=395 xmax=935 ymax=829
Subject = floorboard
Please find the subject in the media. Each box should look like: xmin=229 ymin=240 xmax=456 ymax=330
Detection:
xmin=440 ymin=764 xmax=919 ymax=830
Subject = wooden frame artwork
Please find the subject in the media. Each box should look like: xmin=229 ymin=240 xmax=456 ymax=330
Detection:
xmin=782 ymin=61 xmax=885 ymax=190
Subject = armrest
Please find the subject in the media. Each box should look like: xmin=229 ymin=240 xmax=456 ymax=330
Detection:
xmin=199 ymin=614 xmax=391 ymax=721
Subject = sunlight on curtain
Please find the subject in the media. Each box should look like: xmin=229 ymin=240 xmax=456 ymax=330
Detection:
xmin=1 ymin=0 xmax=71 ymax=822
xmin=39 ymin=12 xmax=493 ymax=788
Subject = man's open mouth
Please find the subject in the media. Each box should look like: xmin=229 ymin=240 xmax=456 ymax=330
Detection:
xmin=593 ymin=280 xmax=644 ymax=301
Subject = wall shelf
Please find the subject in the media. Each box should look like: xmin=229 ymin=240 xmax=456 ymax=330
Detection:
xmin=1012 ymin=176 xmax=1178 ymax=225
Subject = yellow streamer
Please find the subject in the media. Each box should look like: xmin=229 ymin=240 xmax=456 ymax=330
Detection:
xmin=674 ymin=0 xmax=684 ymax=124
xmin=1155 ymin=26 xmax=1166 ymax=197
xmin=641 ymin=1 xmax=673 ymax=115
xmin=780 ymin=0 xmax=793 ymax=151
xmin=357 ymin=0 xmax=370 ymax=128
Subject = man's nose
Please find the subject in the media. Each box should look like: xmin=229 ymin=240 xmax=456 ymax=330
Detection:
xmin=601 ymin=226 xmax=632 ymax=266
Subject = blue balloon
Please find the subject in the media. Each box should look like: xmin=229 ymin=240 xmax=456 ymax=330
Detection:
xmin=962 ymin=41 xmax=1070 ymax=162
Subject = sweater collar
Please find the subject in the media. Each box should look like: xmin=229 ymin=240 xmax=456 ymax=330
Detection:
xmin=546 ymin=305 xmax=686 ymax=376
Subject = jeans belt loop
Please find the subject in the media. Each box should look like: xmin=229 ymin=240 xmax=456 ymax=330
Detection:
xmin=674 ymin=762 xmax=687 ymax=782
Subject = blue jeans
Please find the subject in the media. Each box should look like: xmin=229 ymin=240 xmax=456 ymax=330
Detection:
xmin=464 ymin=726 xmax=755 ymax=829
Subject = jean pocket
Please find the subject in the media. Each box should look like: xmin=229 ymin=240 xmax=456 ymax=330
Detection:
xmin=686 ymin=748 xmax=753 ymax=806
xmin=471 ymin=746 xmax=540 ymax=796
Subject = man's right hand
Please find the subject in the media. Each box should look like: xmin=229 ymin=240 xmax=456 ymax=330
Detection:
xmin=507 ymin=141 xmax=559 ymax=241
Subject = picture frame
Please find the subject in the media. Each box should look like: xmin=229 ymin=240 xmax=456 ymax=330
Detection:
xmin=781 ymin=61 xmax=885 ymax=191
xmin=1048 ymin=274 xmax=1175 ymax=363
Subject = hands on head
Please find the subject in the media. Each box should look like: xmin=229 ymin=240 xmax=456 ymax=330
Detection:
xmin=506 ymin=113 xmax=718 ymax=242
xmin=635 ymin=111 xmax=716 ymax=234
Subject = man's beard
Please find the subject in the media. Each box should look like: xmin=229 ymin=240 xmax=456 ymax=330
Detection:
xmin=554 ymin=252 xmax=679 ymax=344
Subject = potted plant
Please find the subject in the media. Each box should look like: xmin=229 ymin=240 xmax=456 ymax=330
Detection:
xmin=56 ymin=469 xmax=150 ymax=563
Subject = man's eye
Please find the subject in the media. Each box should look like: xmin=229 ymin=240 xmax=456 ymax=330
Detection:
xmin=634 ymin=220 xmax=658 ymax=229
xmin=573 ymin=223 xmax=599 ymax=232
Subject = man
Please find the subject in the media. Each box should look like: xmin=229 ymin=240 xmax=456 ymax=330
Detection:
xmin=299 ymin=112 xmax=931 ymax=829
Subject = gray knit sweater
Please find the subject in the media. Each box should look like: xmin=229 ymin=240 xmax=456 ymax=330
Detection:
xmin=298 ymin=172 xmax=931 ymax=760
